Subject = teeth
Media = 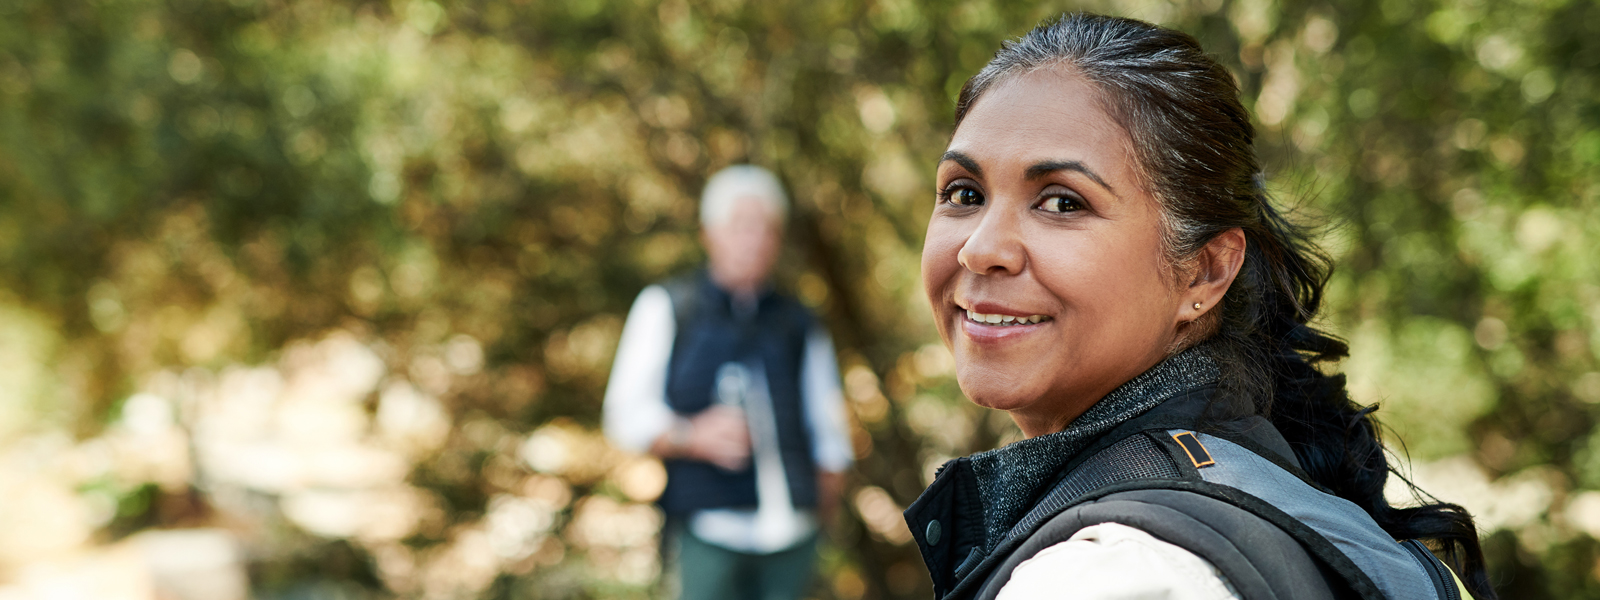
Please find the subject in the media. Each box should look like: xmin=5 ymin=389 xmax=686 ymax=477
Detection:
xmin=965 ymin=309 xmax=1049 ymax=326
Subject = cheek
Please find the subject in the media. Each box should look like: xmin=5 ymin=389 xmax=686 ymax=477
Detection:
xmin=1035 ymin=231 xmax=1170 ymax=314
xmin=920 ymin=222 xmax=966 ymax=299
xmin=727 ymin=233 xmax=777 ymax=261
xmin=921 ymin=220 xmax=968 ymax=344
xmin=756 ymin=235 xmax=781 ymax=260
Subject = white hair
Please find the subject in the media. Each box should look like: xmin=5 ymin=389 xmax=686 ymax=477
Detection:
xmin=699 ymin=165 xmax=789 ymax=228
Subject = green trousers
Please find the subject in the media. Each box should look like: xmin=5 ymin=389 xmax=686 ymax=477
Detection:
xmin=672 ymin=528 xmax=819 ymax=600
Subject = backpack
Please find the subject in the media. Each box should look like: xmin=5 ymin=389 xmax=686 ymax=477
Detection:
xmin=905 ymin=389 xmax=1472 ymax=600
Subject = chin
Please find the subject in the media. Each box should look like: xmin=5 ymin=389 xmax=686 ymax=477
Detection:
xmin=955 ymin=365 xmax=1039 ymax=413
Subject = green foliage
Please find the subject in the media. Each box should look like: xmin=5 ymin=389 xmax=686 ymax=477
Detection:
xmin=0 ymin=0 xmax=1596 ymax=598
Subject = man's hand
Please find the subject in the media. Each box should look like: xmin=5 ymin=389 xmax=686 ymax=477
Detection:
xmin=686 ymin=406 xmax=752 ymax=470
xmin=651 ymin=406 xmax=751 ymax=471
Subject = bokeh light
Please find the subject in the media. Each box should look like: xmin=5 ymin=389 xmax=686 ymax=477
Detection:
xmin=0 ymin=0 xmax=1596 ymax=598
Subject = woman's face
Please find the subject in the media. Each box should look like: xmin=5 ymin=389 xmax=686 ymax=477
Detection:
xmin=921 ymin=69 xmax=1190 ymax=437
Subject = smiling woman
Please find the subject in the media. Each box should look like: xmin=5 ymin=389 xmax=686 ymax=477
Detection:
xmin=905 ymin=14 xmax=1494 ymax=600
xmin=923 ymin=68 xmax=1243 ymax=438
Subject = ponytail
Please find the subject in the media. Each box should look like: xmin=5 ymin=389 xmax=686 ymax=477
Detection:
xmin=1242 ymin=197 xmax=1495 ymax=599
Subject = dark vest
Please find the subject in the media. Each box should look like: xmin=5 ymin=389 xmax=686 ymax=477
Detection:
xmin=656 ymin=271 xmax=820 ymax=516
xmin=904 ymin=387 xmax=1467 ymax=600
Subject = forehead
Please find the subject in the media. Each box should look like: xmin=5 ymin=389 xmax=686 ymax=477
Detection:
xmin=948 ymin=69 xmax=1138 ymax=180
xmin=707 ymin=195 xmax=783 ymax=233
xmin=727 ymin=195 xmax=781 ymax=219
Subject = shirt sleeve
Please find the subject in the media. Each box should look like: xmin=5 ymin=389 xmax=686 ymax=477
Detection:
xmin=601 ymin=285 xmax=678 ymax=454
xmin=799 ymin=325 xmax=853 ymax=473
xmin=996 ymin=522 xmax=1241 ymax=600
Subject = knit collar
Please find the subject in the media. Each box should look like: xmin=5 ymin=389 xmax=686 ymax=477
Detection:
xmin=965 ymin=345 xmax=1221 ymax=549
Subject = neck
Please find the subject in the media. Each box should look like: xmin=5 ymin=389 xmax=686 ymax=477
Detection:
xmin=1012 ymin=347 xmax=1177 ymax=438
xmin=709 ymin=271 xmax=766 ymax=301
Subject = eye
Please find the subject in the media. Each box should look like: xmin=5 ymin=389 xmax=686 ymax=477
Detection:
xmin=1039 ymin=194 xmax=1084 ymax=213
xmin=940 ymin=185 xmax=985 ymax=207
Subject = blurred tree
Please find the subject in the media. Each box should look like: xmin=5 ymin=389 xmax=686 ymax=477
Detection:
xmin=0 ymin=0 xmax=1595 ymax=598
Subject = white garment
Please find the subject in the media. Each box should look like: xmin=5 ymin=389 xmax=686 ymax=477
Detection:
xmin=998 ymin=522 xmax=1241 ymax=600
xmin=601 ymin=285 xmax=854 ymax=554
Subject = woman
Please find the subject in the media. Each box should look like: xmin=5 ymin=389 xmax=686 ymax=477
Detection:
xmin=905 ymin=14 xmax=1493 ymax=600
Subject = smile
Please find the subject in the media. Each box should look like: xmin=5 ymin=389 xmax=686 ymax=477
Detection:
xmin=965 ymin=309 xmax=1051 ymax=326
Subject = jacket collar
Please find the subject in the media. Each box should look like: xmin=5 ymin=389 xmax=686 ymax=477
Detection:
xmin=695 ymin=268 xmax=777 ymax=321
xmin=903 ymin=346 xmax=1221 ymax=597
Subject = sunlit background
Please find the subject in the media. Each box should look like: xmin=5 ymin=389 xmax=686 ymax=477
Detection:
xmin=0 ymin=0 xmax=1596 ymax=598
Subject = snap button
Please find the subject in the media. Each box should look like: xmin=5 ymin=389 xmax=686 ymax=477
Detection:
xmin=925 ymin=520 xmax=942 ymax=545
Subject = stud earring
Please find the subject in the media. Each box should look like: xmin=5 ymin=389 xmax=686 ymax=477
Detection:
xmin=1193 ymin=302 xmax=1202 ymax=309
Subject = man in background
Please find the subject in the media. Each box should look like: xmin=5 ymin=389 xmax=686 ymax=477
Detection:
xmin=602 ymin=165 xmax=852 ymax=600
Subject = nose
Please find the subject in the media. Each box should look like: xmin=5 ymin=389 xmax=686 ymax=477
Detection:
xmin=957 ymin=208 xmax=1025 ymax=275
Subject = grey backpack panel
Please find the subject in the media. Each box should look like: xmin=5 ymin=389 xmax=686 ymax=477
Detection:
xmin=974 ymin=488 xmax=1341 ymax=600
xmin=1188 ymin=432 xmax=1435 ymax=600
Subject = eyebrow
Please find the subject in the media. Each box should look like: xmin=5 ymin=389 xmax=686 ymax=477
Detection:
xmin=938 ymin=151 xmax=983 ymax=179
xmin=1025 ymin=160 xmax=1116 ymax=195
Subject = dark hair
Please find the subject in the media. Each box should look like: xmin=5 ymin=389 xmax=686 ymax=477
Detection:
xmin=955 ymin=13 xmax=1494 ymax=599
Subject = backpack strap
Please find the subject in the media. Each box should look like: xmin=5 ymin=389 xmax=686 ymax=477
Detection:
xmin=1400 ymin=539 xmax=1468 ymax=600
xmin=973 ymin=488 xmax=1345 ymax=600
xmin=947 ymin=427 xmax=1458 ymax=600
xmin=939 ymin=432 xmax=1192 ymax=598
xmin=1182 ymin=431 xmax=1442 ymax=600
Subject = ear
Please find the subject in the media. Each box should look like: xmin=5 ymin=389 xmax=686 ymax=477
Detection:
xmin=1177 ymin=227 xmax=1246 ymax=323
